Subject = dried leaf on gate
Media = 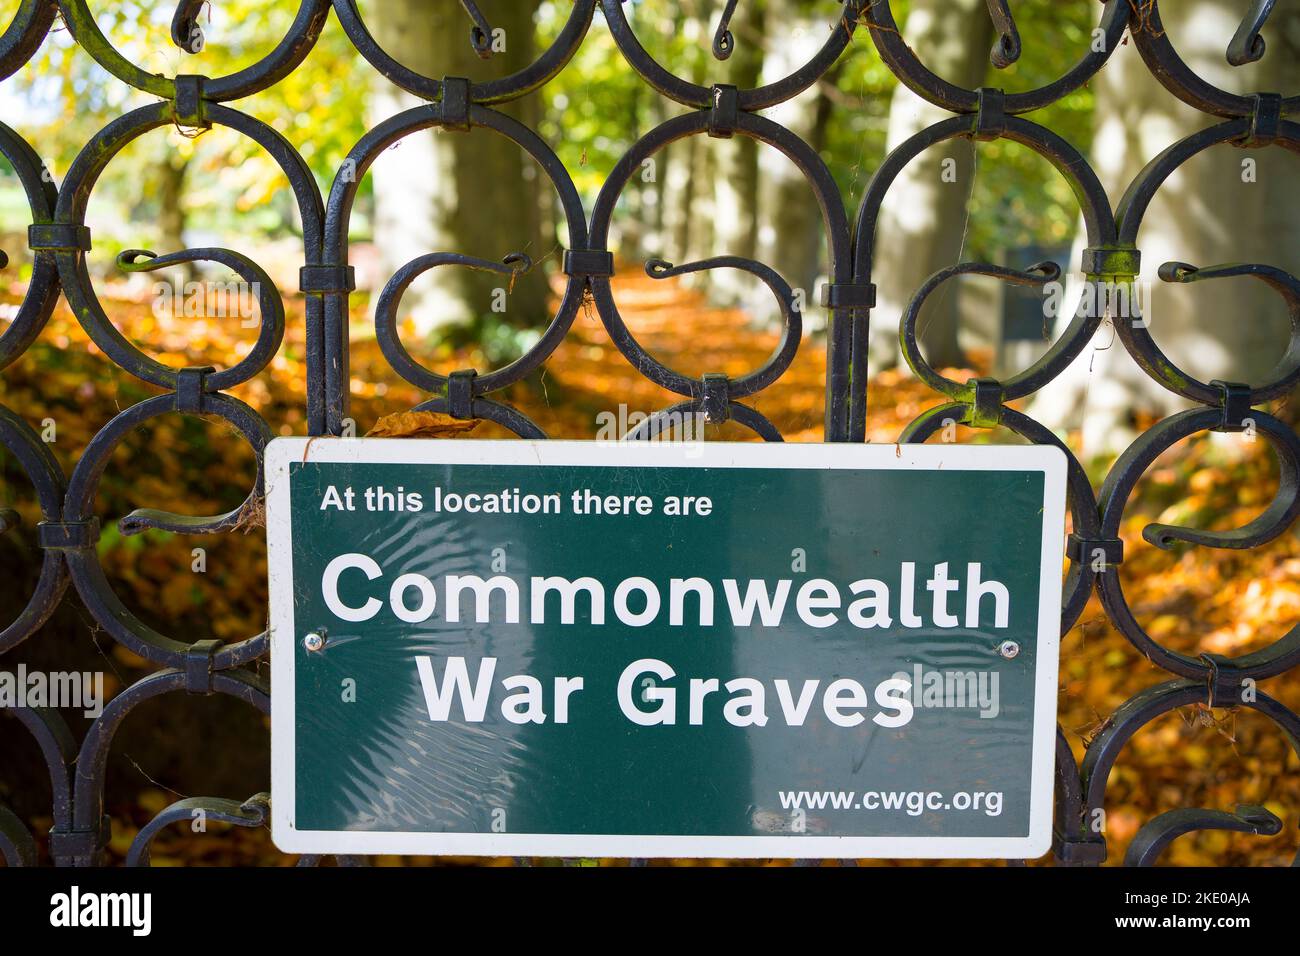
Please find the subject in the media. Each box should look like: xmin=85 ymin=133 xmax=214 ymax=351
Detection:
xmin=232 ymin=494 xmax=266 ymax=533
xmin=365 ymin=411 xmax=480 ymax=439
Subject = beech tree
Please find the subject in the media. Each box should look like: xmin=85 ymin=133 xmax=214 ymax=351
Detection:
xmin=369 ymin=0 xmax=552 ymax=343
xmin=1030 ymin=2 xmax=1300 ymax=457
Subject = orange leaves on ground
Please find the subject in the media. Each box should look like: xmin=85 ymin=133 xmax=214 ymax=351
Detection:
xmin=3 ymin=267 xmax=1298 ymax=867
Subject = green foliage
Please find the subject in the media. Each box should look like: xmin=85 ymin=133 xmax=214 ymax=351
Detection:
xmin=538 ymin=0 xmax=1096 ymax=266
xmin=965 ymin=1 xmax=1097 ymax=261
xmin=4 ymin=1 xmax=370 ymax=251
xmin=539 ymin=0 xmax=714 ymax=205
xmin=822 ymin=23 xmax=901 ymax=211
xmin=1 ymin=1 xmax=1099 ymax=278
xmin=827 ymin=0 xmax=1098 ymax=263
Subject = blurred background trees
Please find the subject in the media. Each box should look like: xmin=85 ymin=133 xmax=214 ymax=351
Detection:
xmin=1031 ymin=0 xmax=1300 ymax=456
xmin=369 ymin=0 xmax=553 ymax=344
xmin=1 ymin=0 xmax=1296 ymax=451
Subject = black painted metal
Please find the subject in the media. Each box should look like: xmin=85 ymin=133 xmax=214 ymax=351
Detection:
xmin=0 ymin=0 xmax=1295 ymax=867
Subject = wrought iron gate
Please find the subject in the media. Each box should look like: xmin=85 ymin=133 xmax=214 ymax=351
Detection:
xmin=1 ymin=0 xmax=1298 ymax=867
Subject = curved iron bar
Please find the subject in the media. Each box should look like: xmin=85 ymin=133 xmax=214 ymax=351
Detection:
xmin=984 ymin=0 xmax=1021 ymax=70
xmin=601 ymin=0 xmax=864 ymax=111
xmin=62 ymin=392 xmax=271 ymax=666
xmin=1077 ymin=679 xmax=1300 ymax=862
xmin=126 ymin=793 xmax=270 ymax=866
xmin=1228 ymin=0 xmax=1276 ymax=67
xmin=1140 ymin=413 xmax=1299 ymax=554
xmin=1124 ymin=804 xmax=1282 ymax=866
xmin=5 ymin=704 xmax=77 ymax=845
xmin=323 ymin=100 xmax=587 ymax=434
xmin=1050 ymin=727 xmax=1101 ymax=866
xmin=374 ymin=252 xmax=532 ymax=394
xmin=0 ymin=404 xmax=69 ymax=653
xmin=57 ymin=0 xmax=332 ymax=103
xmin=1151 ymin=260 xmax=1300 ymax=405
xmin=853 ymin=113 xmax=1119 ymax=272
xmin=850 ymin=108 xmax=1116 ymax=439
xmin=1097 ymin=408 xmax=1300 ymax=681
xmin=644 ymin=255 xmax=802 ymax=398
xmin=411 ymin=394 xmax=548 ymax=439
xmin=67 ymin=668 xmax=269 ymax=865
xmin=333 ymin=0 xmax=598 ymax=104
xmin=1130 ymin=0 xmax=1299 ymax=118
xmin=589 ymin=107 xmax=853 ymax=435
xmin=0 ymin=0 xmax=56 ymax=82
xmin=0 ymin=119 xmax=61 ymax=374
xmin=115 ymin=247 xmax=287 ymax=392
xmin=862 ymin=0 xmax=1130 ymax=115
xmin=898 ymin=260 xmax=1061 ymax=404
xmin=899 ymin=404 xmax=1100 ymax=635
xmin=0 ymin=802 xmax=36 ymax=866
xmin=459 ymin=0 xmax=494 ymax=59
xmin=53 ymin=102 xmax=322 ymax=392
xmin=712 ymin=0 xmax=740 ymax=60
xmin=1114 ymin=120 xmax=1300 ymax=405
xmin=623 ymin=399 xmax=784 ymax=443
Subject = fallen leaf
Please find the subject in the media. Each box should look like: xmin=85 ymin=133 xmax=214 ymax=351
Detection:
xmin=365 ymin=411 xmax=480 ymax=439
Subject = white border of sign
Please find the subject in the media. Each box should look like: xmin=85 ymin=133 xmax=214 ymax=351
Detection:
xmin=266 ymin=438 xmax=1068 ymax=859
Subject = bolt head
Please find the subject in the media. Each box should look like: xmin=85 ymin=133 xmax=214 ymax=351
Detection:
xmin=998 ymin=640 xmax=1020 ymax=660
xmin=303 ymin=632 xmax=325 ymax=653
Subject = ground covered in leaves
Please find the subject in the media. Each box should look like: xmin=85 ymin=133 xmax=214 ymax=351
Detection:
xmin=1 ymin=266 xmax=1297 ymax=867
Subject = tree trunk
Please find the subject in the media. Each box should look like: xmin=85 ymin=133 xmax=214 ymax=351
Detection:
xmin=660 ymin=135 xmax=696 ymax=265
xmin=866 ymin=0 xmax=995 ymax=370
xmin=660 ymin=11 xmax=710 ymax=271
xmin=684 ymin=129 xmax=718 ymax=268
xmin=370 ymin=0 xmax=550 ymax=341
xmin=152 ymin=147 xmax=193 ymax=285
xmin=710 ymin=0 xmax=766 ymax=306
xmin=1029 ymin=2 xmax=1300 ymax=458
xmin=756 ymin=0 xmax=838 ymax=325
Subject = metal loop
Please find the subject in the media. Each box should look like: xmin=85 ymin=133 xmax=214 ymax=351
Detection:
xmin=712 ymin=0 xmax=740 ymax=61
xmin=1125 ymin=804 xmax=1282 ymax=867
xmin=1227 ymin=0 xmax=1276 ymax=67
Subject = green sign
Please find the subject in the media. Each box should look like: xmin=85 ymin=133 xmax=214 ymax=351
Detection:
xmin=266 ymin=439 xmax=1066 ymax=858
